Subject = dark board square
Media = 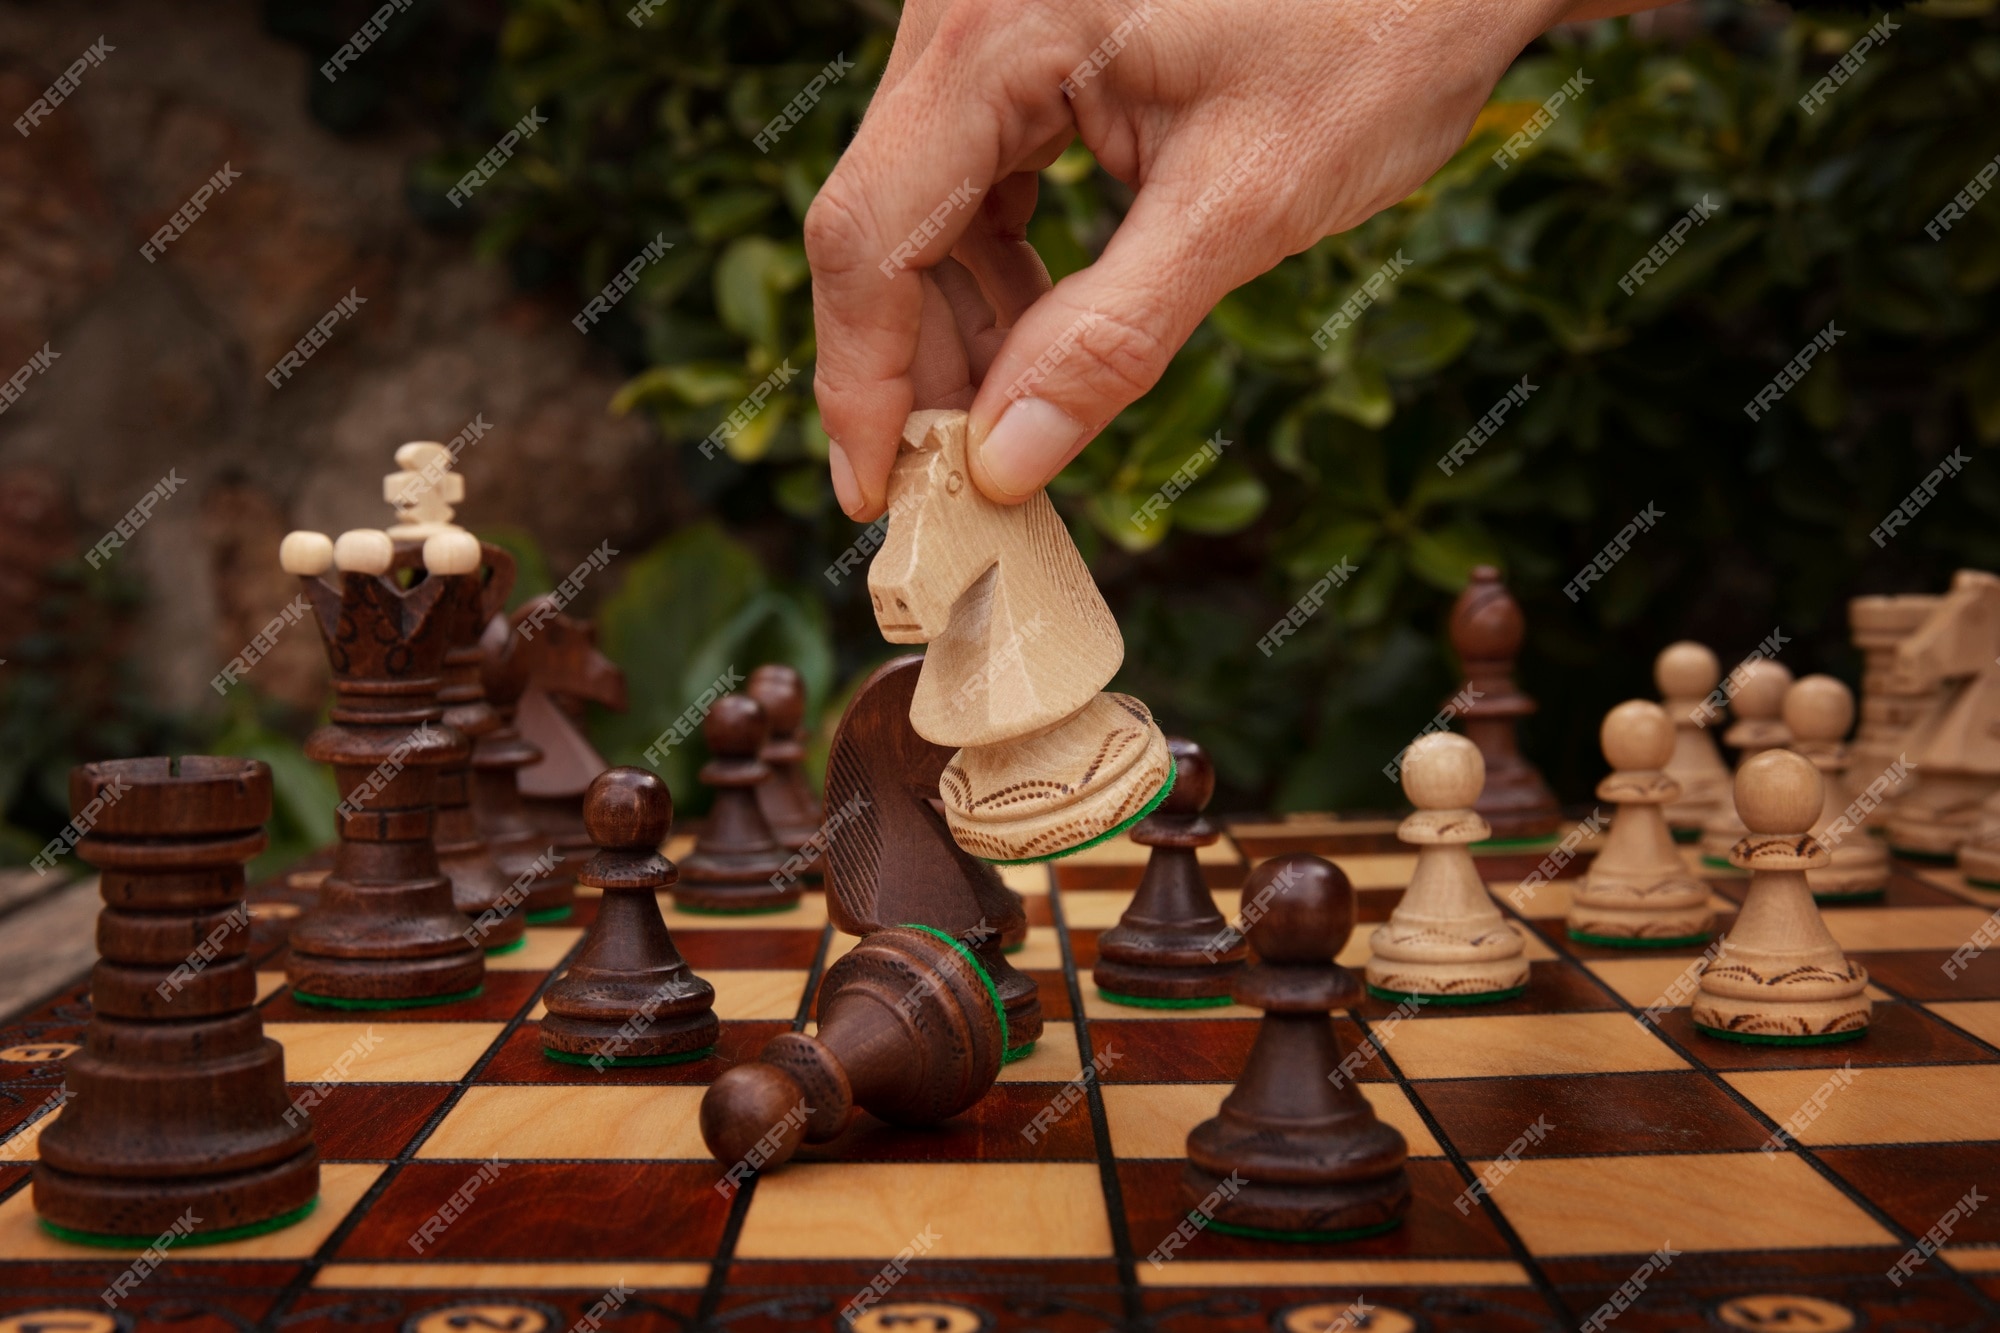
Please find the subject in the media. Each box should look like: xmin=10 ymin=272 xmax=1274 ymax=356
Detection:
xmin=1415 ymin=1071 xmax=1775 ymax=1158
xmin=259 ymin=970 xmax=544 ymax=1024
xmin=1 ymin=1287 xmax=294 ymax=1331
xmin=674 ymin=928 xmax=824 ymax=971
xmin=1091 ymin=1019 xmax=1260 ymax=1084
xmin=715 ymin=1263 xmax=1123 ymax=1327
xmin=1859 ymin=948 xmax=2000 ymax=1002
xmin=1053 ymin=859 xmax=1243 ymax=891
xmin=284 ymin=1290 xmax=700 ymax=1333
xmin=1818 ymin=1143 xmax=2000 ymax=1245
xmin=1542 ymin=1250 xmax=1980 ymax=1332
xmin=1659 ymin=1001 xmax=1994 ymax=1071
xmin=334 ymin=1162 xmax=729 ymax=1261
xmin=298 ymin=1083 xmax=452 ymax=1160
xmin=1024 ymin=969 xmax=1074 ymax=1021
xmin=1140 ymin=1286 xmax=1562 ymax=1333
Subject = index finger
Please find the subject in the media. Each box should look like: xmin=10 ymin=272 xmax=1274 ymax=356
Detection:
xmin=805 ymin=14 xmax=1077 ymax=520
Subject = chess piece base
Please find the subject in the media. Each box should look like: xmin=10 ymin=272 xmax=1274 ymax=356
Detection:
xmin=436 ymin=836 xmax=526 ymax=950
xmin=1363 ymin=955 xmax=1528 ymax=1001
xmin=671 ymin=884 xmax=802 ymax=913
xmin=1092 ymin=957 xmax=1243 ymax=1003
xmin=1180 ymin=1162 xmax=1410 ymax=1240
xmin=1958 ymin=841 xmax=2000 ymax=887
xmin=540 ymin=1010 xmax=720 ymax=1062
xmin=1806 ymin=849 xmax=1890 ymax=901
xmin=1095 ymin=987 xmax=1235 ymax=1009
xmin=1692 ymin=1023 xmax=1868 ymax=1046
xmin=1887 ymin=785 xmax=1997 ymax=859
xmin=1566 ymin=877 xmax=1711 ymax=946
xmin=33 ymin=1147 xmax=320 ymax=1243
xmin=542 ymin=1045 xmax=716 ymax=1068
xmin=940 ymin=694 xmax=1175 ymax=864
xmin=1690 ymin=990 xmax=1870 ymax=1043
xmin=292 ymin=983 xmax=483 ymax=1010
xmin=286 ymin=941 xmax=486 ymax=1006
xmin=1366 ymin=981 xmax=1527 ymax=1006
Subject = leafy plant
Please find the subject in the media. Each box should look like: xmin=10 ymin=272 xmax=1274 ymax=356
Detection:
xmin=288 ymin=0 xmax=2000 ymax=813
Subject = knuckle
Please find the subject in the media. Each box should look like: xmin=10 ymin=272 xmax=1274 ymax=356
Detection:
xmin=1070 ymin=307 xmax=1167 ymax=402
xmin=803 ymin=184 xmax=876 ymax=274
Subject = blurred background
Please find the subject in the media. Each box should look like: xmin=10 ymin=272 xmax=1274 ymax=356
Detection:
xmin=0 ymin=0 xmax=1996 ymax=875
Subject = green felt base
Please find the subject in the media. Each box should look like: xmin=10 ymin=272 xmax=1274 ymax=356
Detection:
xmin=1694 ymin=1023 xmax=1867 ymax=1047
xmin=1967 ymin=876 xmax=2000 ymax=891
xmin=1206 ymin=1214 xmax=1404 ymax=1244
xmin=1891 ymin=845 xmax=1957 ymax=864
xmin=1003 ymin=941 xmax=1024 ymax=955
xmin=1701 ymin=855 xmax=1736 ymax=871
xmin=1096 ymin=988 xmax=1235 ymax=1010
xmin=673 ymin=898 xmax=800 ymax=916
xmin=1670 ymin=827 xmax=1702 ymax=844
xmin=525 ymin=906 xmax=573 ymax=925
xmin=1001 ymin=1041 xmax=1037 ymax=1064
xmin=899 ymin=922 xmax=1010 ymax=1056
xmin=290 ymin=985 xmax=483 ymax=1011
xmin=1366 ymin=984 xmax=1526 ymax=1006
xmin=41 ymin=1196 xmax=318 ymax=1249
xmin=542 ymin=1044 xmax=716 ymax=1068
xmin=485 ymin=936 xmax=527 ymax=956
xmin=1814 ymin=890 xmax=1886 ymax=906
xmin=982 ymin=765 xmax=1177 ymax=867
xmin=1470 ymin=833 xmax=1561 ymax=852
xmin=1566 ymin=929 xmax=1712 ymax=950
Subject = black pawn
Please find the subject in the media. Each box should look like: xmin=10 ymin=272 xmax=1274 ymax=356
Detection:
xmin=747 ymin=663 xmax=825 ymax=857
xmin=1094 ymin=738 xmax=1245 ymax=1005
xmin=541 ymin=767 xmax=718 ymax=1066
xmin=1183 ymin=853 xmax=1411 ymax=1239
xmin=677 ymin=694 xmax=799 ymax=913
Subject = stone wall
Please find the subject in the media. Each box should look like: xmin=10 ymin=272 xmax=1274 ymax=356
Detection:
xmin=0 ymin=0 xmax=665 ymax=714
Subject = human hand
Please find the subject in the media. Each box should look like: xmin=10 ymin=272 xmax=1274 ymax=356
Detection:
xmin=807 ymin=0 xmax=1667 ymax=521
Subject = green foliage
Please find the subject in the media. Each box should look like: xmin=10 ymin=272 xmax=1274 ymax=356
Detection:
xmin=412 ymin=2 xmax=2000 ymax=810
xmin=209 ymin=698 xmax=339 ymax=882
xmin=592 ymin=524 xmax=834 ymax=805
xmin=0 ymin=555 xmax=187 ymax=865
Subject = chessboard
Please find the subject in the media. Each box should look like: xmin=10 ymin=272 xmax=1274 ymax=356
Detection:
xmin=5 ymin=817 xmax=2000 ymax=1333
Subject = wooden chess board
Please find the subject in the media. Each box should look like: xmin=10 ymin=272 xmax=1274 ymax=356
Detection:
xmin=5 ymin=819 xmax=2000 ymax=1332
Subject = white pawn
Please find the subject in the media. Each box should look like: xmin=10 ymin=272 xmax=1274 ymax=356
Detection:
xmin=1692 ymin=748 xmax=1870 ymax=1044
xmin=1699 ymin=658 xmax=1795 ymax=866
xmin=1567 ymin=701 xmax=1713 ymax=946
xmin=1366 ymin=733 xmax=1529 ymax=1003
xmin=384 ymin=442 xmax=464 ymax=540
xmin=1787 ymin=675 xmax=1889 ymax=902
xmin=1657 ymin=642 xmax=1732 ymax=838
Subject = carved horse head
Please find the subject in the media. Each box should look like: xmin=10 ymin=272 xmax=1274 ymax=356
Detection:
xmin=822 ymin=655 xmax=1023 ymax=942
xmin=868 ymin=410 xmax=1124 ymax=749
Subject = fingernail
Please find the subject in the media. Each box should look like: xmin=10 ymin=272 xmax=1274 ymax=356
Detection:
xmin=977 ymin=398 xmax=1086 ymax=499
xmin=828 ymin=440 xmax=863 ymax=518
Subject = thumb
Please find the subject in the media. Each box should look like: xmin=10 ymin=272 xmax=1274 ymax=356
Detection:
xmin=965 ymin=183 xmax=1263 ymax=503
